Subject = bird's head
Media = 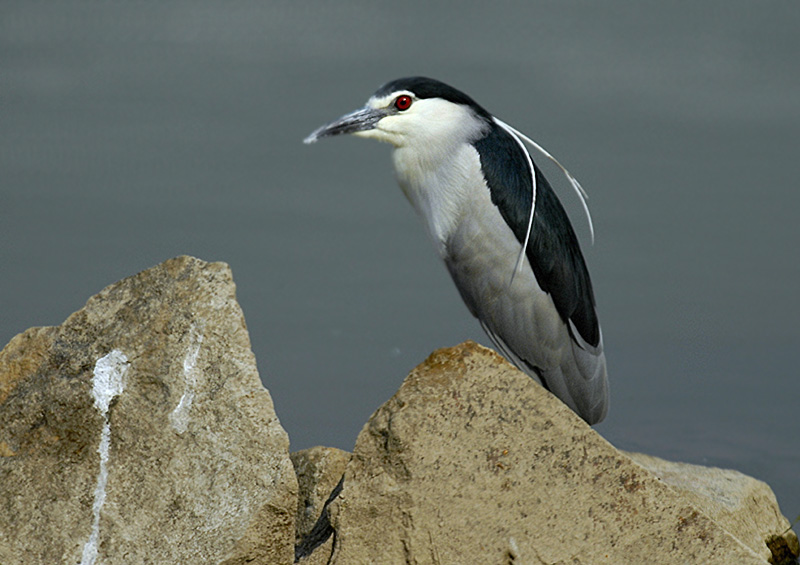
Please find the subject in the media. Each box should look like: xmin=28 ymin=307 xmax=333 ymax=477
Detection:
xmin=304 ymin=77 xmax=492 ymax=149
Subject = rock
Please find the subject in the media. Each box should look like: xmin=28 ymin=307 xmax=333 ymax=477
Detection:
xmin=291 ymin=446 xmax=350 ymax=544
xmin=294 ymin=474 xmax=344 ymax=565
xmin=627 ymin=452 xmax=800 ymax=564
xmin=320 ymin=341 xmax=773 ymax=564
xmin=0 ymin=256 xmax=297 ymax=564
xmin=4 ymin=260 xmax=794 ymax=565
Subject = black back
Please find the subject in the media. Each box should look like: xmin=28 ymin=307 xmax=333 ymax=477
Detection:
xmin=474 ymin=122 xmax=600 ymax=348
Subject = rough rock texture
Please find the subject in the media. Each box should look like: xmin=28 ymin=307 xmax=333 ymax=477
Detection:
xmin=4 ymin=259 xmax=795 ymax=565
xmin=0 ymin=256 xmax=297 ymax=564
xmin=321 ymin=341 xmax=774 ymax=565
xmin=291 ymin=446 xmax=350 ymax=544
xmin=627 ymin=452 xmax=800 ymax=564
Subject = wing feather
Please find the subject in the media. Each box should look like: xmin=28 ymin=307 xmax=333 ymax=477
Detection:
xmin=473 ymin=123 xmax=600 ymax=348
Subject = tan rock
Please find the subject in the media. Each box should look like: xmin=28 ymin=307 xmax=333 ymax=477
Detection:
xmin=0 ymin=256 xmax=297 ymax=564
xmin=292 ymin=446 xmax=349 ymax=564
xmin=291 ymin=446 xmax=350 ymax=543
xmin=324 ymin=341 xmax=769 ymax=564
xmin=627 ymin=452 xmax=799 ymax=564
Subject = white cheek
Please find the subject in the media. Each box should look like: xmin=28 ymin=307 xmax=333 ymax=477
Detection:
xmin=353 ymin=116 xmax=406 ymax=146
xmin=353 ymin=128 xmax=394 ymax=145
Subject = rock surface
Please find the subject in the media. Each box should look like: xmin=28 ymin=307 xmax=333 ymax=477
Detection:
xmin=3 ymin=258 xmax=796 ymax=565
xmin=291 ymin=446 xmax=350 ymax=544
xmin=318 ymin=342 xmax=778 ymax=565
xmin=0 ymin=256 xmax=297 ymax=564
xmin=627 ymin=451 xmax=800 ymax=564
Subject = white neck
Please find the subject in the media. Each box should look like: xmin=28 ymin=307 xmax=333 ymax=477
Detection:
xmin=392 ymin=142 xmax=486 ymax=257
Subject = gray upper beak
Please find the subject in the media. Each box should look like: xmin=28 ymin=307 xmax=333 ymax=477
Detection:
xmin=304 ymin=106 xmax=386 ymax=144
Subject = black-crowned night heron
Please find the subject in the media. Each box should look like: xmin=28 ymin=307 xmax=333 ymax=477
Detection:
xmin=304 ymin=76 xmax=608 ymax=424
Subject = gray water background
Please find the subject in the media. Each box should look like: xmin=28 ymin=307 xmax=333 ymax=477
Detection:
xmin=3 ymin=2 xmax=798 ymax=521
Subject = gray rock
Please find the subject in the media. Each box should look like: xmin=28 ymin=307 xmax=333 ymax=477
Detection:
xmin=322 ymin=341 xmax=774 ymax=564
xmin=627 ymin=451 xmax=799 ymax=564
xmin=0 ymin=256 xmax=297 ymax=564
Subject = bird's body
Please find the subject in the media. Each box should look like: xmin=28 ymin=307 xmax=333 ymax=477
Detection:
xmin=305 ymin=77 xmax=608 ymax=424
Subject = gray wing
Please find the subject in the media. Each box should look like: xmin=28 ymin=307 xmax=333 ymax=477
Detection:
xmin=474 ymin=123 xmax=600 ymax=348
xmin=449 ymin=126 xmax=609 ymax=423
xmin=478 ymin=312 xmax=608 ymax=425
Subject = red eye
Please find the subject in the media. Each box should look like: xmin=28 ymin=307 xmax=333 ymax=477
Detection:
xmin=394 ymin=95 xmax=412 ymax=111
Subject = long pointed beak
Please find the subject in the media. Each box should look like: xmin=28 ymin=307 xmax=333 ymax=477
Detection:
xmin=303 ymin=106 xmax=386 ymax=144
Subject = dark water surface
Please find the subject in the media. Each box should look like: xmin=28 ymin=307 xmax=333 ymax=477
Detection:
xmin=3 ymin=2 xmax=798 ymax=520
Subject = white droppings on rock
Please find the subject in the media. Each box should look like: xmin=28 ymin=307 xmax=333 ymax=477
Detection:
xmin=91 ymin=349 xmax=129 ymax=414
xmin=81 ymin=349 xmax=129 ymax=565
xmin=169 ymin=324 xmax=204 ymax=434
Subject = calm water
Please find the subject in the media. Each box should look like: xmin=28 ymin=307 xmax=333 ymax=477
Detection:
xmin=2 ymin=2 xmax=798 ymax=520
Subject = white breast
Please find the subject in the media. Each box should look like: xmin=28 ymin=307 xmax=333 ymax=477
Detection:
xmin=392 ymin=143 xmax=488 ymax=257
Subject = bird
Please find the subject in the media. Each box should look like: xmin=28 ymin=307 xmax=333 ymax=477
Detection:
xmin=304 ymin=76 xmax=608 ymax=424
